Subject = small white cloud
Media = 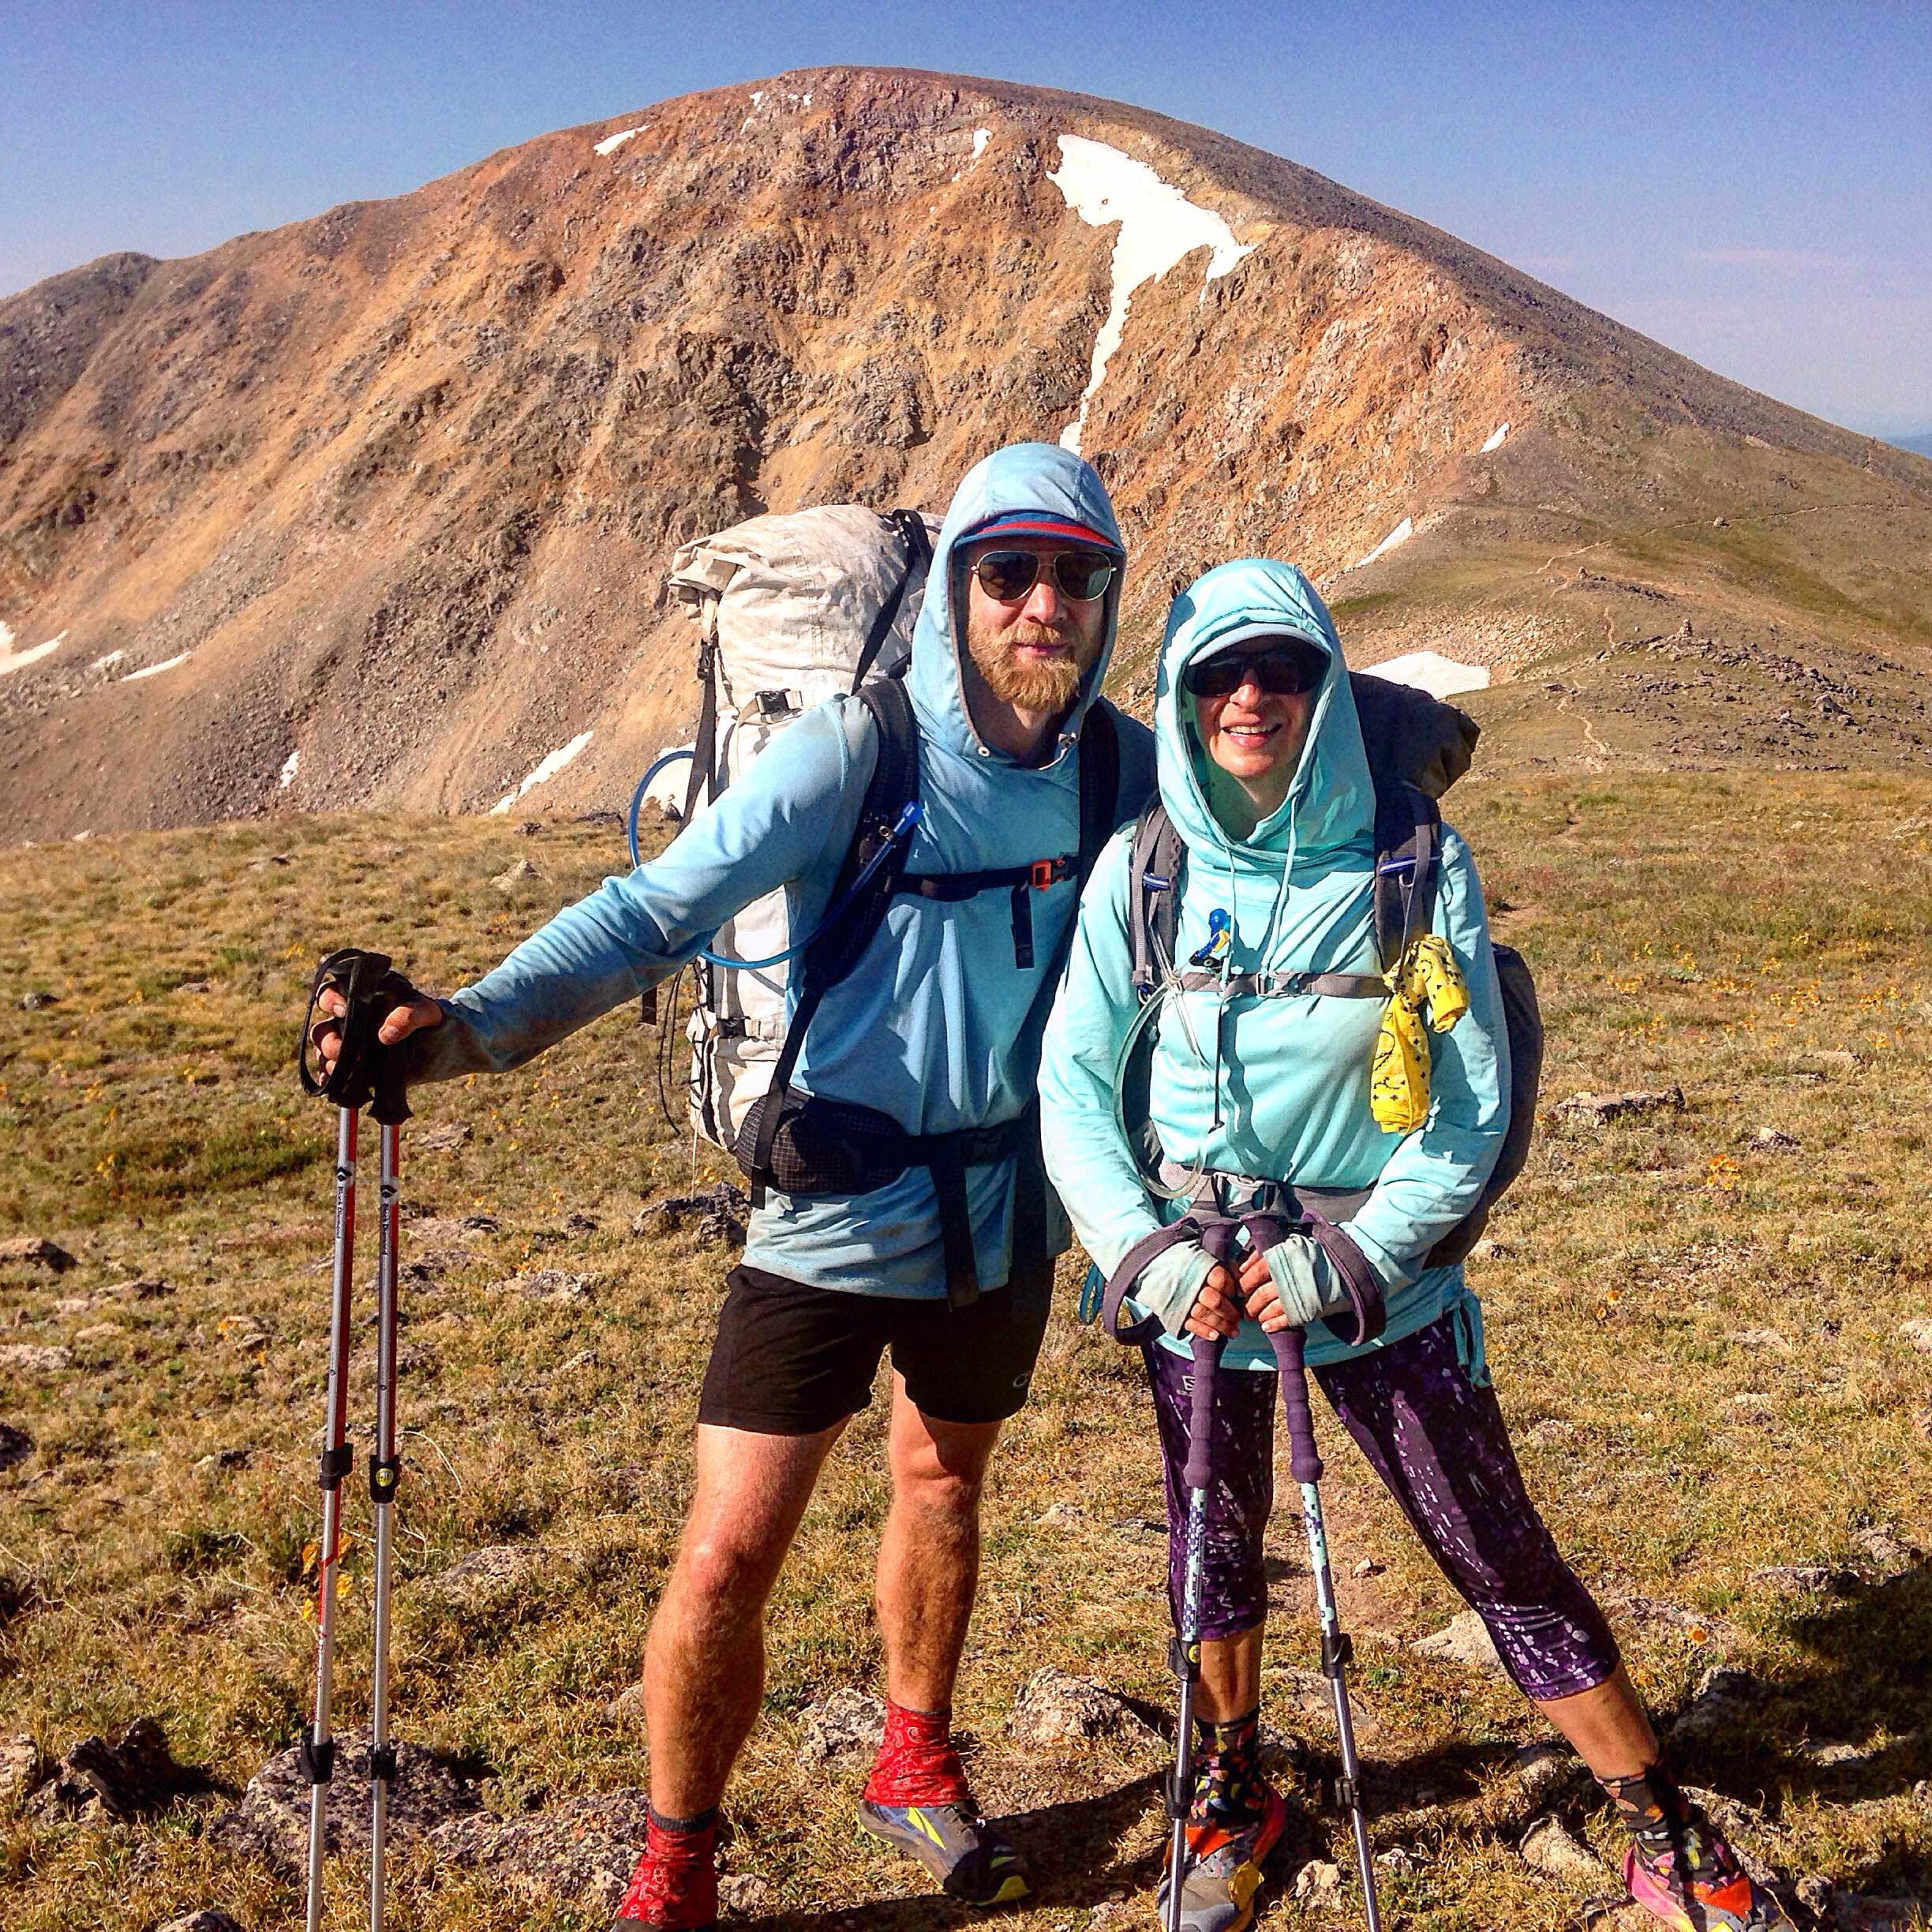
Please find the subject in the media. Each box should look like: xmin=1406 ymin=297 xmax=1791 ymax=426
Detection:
xmin=593 ymin=125 xmax=644 ymax=156
xmin=1685 ymin=246 xmax=1859 ymax=275
xmin=490 ymin=730 xmax=593 ymax=814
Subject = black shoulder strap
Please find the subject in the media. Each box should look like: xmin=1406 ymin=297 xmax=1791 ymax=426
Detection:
xmin=745 ymin=678 xmax=922 ymax=1204
xmin=1076 ymin=698 xmax=1121 ymax=889
xmin=1372 ymin=780 xmax=1442 ymax=969
xmin=848 ymin=511 xmax=934 ymax=694
xmin=1127 ymin=799 xmax=1185 ymax=999
xmin=683 ymin=631 xmax=720 ymax=824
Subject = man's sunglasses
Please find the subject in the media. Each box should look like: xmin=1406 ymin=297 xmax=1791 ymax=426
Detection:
xmin=1181 ymin=640 xmax=1328 ymax=699
xmin=968 ymin=548 xmax=1117 ymax=604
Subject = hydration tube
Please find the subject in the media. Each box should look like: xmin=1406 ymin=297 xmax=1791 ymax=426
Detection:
xmin=626 ymin=749 xmax=921 ymax=972
xmin=627 ymin=749 xmax=696 ymax=870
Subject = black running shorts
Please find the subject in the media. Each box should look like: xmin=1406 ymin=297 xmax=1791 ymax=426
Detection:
xmin=697 ymin=1257 xmax=1053 ymax=1435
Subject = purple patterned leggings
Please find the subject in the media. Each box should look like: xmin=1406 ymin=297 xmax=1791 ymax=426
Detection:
xmin=1144 ymin=1312 xmax=1620 ymax=1702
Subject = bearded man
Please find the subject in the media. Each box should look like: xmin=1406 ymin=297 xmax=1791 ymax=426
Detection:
xmin=312 ymin=443 xmax=1155 ymax=1927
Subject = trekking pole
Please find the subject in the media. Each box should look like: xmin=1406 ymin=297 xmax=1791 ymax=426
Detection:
xmin=297 ymin=951 xmax=414 ymax=1932
xmin=365 ymin=1040 xmax=407 ymax=1931
xmin=1265 ymin=1318 xmax=1383 ymax=1932
xmin=303 ymin=1099 xmax=359 ymax=1932
xmin=1165 ymin=1324 xmax=1223 ymax=1932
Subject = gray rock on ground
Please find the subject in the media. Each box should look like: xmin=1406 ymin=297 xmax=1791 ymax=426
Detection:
xmin=1412 ymin=1608 xmax=1504 ymax=1676
xmin=0 ymin=1345 xmax=73 ymax=1374
xmin=1005 ymin=1667 xmax=1163 ymax=1754
xmin=431 ymin=1787 xmax=652 ymax=1915
xmin=158 ymin=1915 xmax=245 ymax=1932
xmin=1292 ymin=1858 xmax=1342 ymax=1904
xmin=27 ymin=1716 xmax=200 ymax=1821
xmin=1511 ymin=1740 xmax=1580 ymax=1807
xmin=796 ymin=1687 xmax=886 ymax=1764
xmin=0 ymin=1423 xmax=34 ymax=1471
xmin=1 ymin=1734 xmax=42 ymax=1805
xmin=1520 ymin=1816 xmax=1604 ymax=1881
xmin=1669 ymin=1666 xmax=1758 ymax=1744
xmin=212 ymin=1732 xmax=481 ymax=1874
xmin=1552 ymin=1087 xmax=1686 ymax=1126
xmin=415 ymin=1119 xmax=474 ymax=1152
xmin=1900 ymin=1318 xmax=1932 ymax=1354
xmin=429 ymin=1544 xmax=552 ymax=1616
xmin=0 ymin=1236 xmax=77 ymax=1272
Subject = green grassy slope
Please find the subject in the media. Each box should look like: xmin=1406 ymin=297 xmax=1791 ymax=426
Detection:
xmin=2 ymin=786 xmax=1929 ymax=1929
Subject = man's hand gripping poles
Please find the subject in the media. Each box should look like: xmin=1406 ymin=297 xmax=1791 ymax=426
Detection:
xmin=297 ymin=949 xmax=414 ymax=1932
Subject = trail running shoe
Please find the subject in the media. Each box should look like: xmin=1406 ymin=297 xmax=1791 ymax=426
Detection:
xmin=859 ymin=1698 xmax=1030 ymax=1906
xmin=1154 ymin=1781 xmax=1288 ymax=1932
xmin=859 ymin=1798 xmax=1031 ymax=1905
xmin=1623 ymin=1833 xmax=1795 ymax=1932
xmin=612 ymin=1816 xmax=719 ymax=1931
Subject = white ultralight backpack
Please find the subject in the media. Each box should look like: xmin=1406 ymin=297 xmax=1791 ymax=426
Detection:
xmin=661 ymin=504 xmax=936 ymax=1150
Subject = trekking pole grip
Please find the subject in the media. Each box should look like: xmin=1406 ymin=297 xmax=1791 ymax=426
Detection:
xmin=1183 ymin=1331 xmax=1222 ymax=1492
xmin=1267 ymin=1325 xmax=1324 ymax=1485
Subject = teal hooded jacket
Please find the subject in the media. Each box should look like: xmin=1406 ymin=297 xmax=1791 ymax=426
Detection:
xmin=406 ymin=444 xmax=1155 ymax=1296
xmin=1039 ymin=559 xmax=1509 ymax=1369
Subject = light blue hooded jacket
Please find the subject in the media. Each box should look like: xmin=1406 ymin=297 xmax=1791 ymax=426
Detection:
xmin=408 ymin=444 xmax=1155 ymax=1296
xmin=1039 ymin=559 xmax=1508 ymax=1369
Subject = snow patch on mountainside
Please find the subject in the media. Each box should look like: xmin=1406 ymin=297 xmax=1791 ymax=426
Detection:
xmin=594 ymin=126 xmax=644 ymax=156
xmin=1481 ymin=422 xmax=1510 ymax=453
xmin=279 ymin=750 xmax=301 ymax=788
xmin=1349 ymin=518 xmax=1413 ymax=571
xmin=490 ymin=730 xmax=593 ymax=814
xmin=1048 ymin=136 xmax=1253 ymax=453
xmin=0 ymin=625 xmax=67 ymax=675
xmin=1364 ymin=650 xmax=1491 ymax=700
xmin=953 ymin=127 xmax=993 ymax=181
xmin=124 ymin=652 xmax=191 ymax=681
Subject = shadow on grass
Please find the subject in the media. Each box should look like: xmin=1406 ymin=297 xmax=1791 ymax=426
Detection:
xmin=740 ymin=1769 xmax=1317 ymax=1930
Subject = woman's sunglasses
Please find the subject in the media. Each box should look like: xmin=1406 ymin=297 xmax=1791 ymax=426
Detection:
xmin=968 ymin=548 xmax=1117 ymax=604
xmin=1181 ymin=641 xmax=1328 ymax=699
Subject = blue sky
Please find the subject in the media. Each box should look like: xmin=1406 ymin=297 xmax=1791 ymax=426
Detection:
xmin=3 ymin=1 xmax=1927 ymax=436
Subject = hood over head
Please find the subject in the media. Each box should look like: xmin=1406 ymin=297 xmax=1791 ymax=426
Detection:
xmin=1155 ymin=558 xmax=1376 ymax=868
xmin=909 ymin=442 xmax=1125 ymax=767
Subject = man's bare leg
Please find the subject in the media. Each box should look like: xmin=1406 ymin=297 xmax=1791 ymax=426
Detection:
xmin=643 ymin=1418 xmax=847 ymax=1817
xmin=875 ymin=1374 xmax=1005 ymax=1709
xmin=859 ymin=1376 xmax=1031 ymax=1904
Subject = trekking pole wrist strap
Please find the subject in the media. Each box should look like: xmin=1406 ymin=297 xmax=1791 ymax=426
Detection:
xmin=298 ymin=947 xmax=416 ymax=1124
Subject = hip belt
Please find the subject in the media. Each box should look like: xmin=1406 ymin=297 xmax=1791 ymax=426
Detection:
xmin=733 ymin=1092 xmax=1043 ymax=1312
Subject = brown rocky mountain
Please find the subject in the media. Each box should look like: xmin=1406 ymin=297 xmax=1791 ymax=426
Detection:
xmin=3 ymin=66 xmax=1930 ymax=837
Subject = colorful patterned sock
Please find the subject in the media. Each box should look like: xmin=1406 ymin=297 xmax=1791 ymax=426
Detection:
xmin=1601 ymin=1762 xmax=1717 ymax=1877
xmin=1192 ymin=1707 xmax=1265 ymax=1829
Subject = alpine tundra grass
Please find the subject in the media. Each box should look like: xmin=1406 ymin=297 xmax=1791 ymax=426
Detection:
xmin=2 ymin=775 xmax=1928 ymax=1930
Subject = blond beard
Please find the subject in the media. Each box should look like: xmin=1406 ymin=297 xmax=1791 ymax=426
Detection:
xmin=964 ymin=614 xmax=1098 ymax=714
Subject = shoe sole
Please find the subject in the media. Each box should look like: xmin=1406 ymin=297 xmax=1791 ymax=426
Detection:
xmin=858 ymin=1803 xmax=1031 ymax=1906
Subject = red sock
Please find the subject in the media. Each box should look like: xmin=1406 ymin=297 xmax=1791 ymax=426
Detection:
xmin=863 ymin=1699 xmax=972 ymax=1806
xmin=615 ymin=1808 xmax=717 ymax=1930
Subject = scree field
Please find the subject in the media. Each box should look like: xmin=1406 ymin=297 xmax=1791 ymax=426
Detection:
xmin=2 ymin=777 xmax=1929 ymax=1930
